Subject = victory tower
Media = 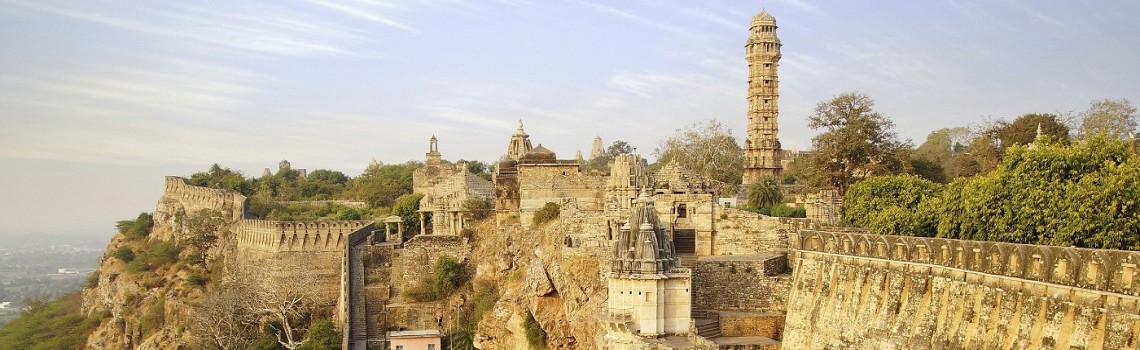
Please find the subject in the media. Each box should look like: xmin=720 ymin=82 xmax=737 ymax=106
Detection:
xmin=742 ymin=10 xmax=783 ymax=184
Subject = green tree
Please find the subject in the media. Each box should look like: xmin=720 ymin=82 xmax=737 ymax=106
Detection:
xmin=652 ymin=119 xmax=744 ymax=186
xmin=1079 ymin=98 xmax=1137 ymax=140
xmin=183 ymin=209 xmax=228 ymax=266
xmin=392 ymin=193 xmax=425 ymax=236
xmin=994 ymin=113 xmax=1070 ymax=148
xmin=841 ymin=175 xmax=942 ymax=236
xmin=585 ymin=140 xmax=633 ymax=173
xmin=532 ymin=202 xmax=560 ymax=225
xmin=914 ymin=127 xmax=974 ymax=179
xmin=933 ymin=137 xmax=1140 ymax=249
xmin=746 ymin=176 xmax=782 ymax=209
xmin=346 ymin=161 xmax=420 ymax=208
xmin=295 ymin=319 xmax=341 ymax=350
xmin=803 ymin=92 xmax=908 ymax=193
xmin=188 ymin=164 xmax=252 ymax=195
xmin=116 ymin=212 xmax=154 ymax=240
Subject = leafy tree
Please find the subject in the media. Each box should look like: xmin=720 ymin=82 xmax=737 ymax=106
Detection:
xmin=907 ymin=157 xmax=947 ymax=183
xmin=585 ymin=140 xmax=634 ymax=173
xmin=116 ymin=212 xmax=154 ymax=240
xmin=914 ymin=127 xmax=974 ymax=179
xmin=183 ymin=209 xmax=228 ymax=266
xmin=803 ymin=92 xmax=908 ymax=193
xmin=392 ymin=193 xmax=425 ymax=236
xmin=295 ymin=320 xmax=340 ymax=350
xmin=188 ymin=164 xmax=252 ymax=195
xmin=1079 ymin=98 xmax=1137 ymax=140
xmin=841 ymin=175 xmax=942 ymax=236
xmin=653 ymin=119 xmax=744 ymax=186
xmin=994 ymin=113 xmax=1070 ymax=148
xmin=746 ymin=176 xmax=782 ymax=209
xmin=346 ymin=161 xmax=420 ymax=208
xmin=933 ymin=137 xmax=1140 ymax=249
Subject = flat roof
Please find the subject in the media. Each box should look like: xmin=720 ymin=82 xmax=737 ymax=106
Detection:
xmin=388 ymin=330 xmax=442 ymax=338
xmin=696 ymin=253 xmax=783 ymax=262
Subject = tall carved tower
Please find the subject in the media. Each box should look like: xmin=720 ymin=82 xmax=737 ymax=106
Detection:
xmin=742 ymin=10 xmax=783 ymax=185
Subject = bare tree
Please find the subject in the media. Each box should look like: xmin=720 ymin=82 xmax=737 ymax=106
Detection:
xmin=189 ymin=280 xmax=259 ymax=350
xmin=240 ymin=257 xmax=325 ymax=350
xmin=653 ymin=119 xmax=744 ymax=186
xmin=1079 ymin=98 xmax=1137 ymax=140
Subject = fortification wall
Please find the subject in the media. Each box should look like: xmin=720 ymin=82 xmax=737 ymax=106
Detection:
xmin=154 ymin=176 xmax=246 ymax=227
xmin=711 ymin=208 xmax=815 ymax=256
xmin=782 ymin=230 xmax=1140 ymax=349
xmin=235 ymin=220 xmax=375 ymax=253
xmin=692 ymin=255 xmax=791 ymax=312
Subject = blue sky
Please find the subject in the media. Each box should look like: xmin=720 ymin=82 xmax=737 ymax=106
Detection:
xmin=1 ymin=0 xmax=1137 ymax=240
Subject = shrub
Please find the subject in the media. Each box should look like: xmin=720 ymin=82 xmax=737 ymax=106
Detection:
xmin=116 ymin=212 xmax=154 ymax=240
xmin=186 ymin=273 xmax=208 ymax=287
xmin=296 ymin=319 xmax=341 ymax=350
xmin=523 ymin=310 xmax=546 ymax=349
xmin=533 ymin=202 xmax=560 ymax=225
xmin=842 ymin=174 xmax=942 ymax=236
xmin=111 ymin=247 xmax=135 ymax=263
xmin=406 ymin=256 xmax=468 ymax=302
xmin=84 ymin=271 xmax=100 ymax=288
xmin=139 ymin=298 xmax=165 ymax=337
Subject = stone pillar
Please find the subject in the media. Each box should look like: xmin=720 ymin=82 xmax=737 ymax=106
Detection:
xmin=419 ymin=212 xmax=426 ymax=236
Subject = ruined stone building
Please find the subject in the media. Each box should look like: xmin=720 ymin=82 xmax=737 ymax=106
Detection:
xmin=742 ymin=10 xmax=783 ymax=184
xmin=409 ymin=136 xmax=495 ymax=236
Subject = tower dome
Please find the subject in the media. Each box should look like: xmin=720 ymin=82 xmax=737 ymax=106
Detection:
xmin=610 ymin=190 xmax=678 ymax=275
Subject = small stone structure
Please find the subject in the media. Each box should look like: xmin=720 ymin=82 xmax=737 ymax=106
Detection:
xmin=602 ymin=191 xmax=692 ymax=349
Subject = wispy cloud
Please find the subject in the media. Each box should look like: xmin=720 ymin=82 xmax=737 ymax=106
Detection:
xmin=299 ymin=0 xmax=417 ymax=32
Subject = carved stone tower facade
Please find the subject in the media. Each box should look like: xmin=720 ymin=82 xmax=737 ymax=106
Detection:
xmin=742 ymin=10 xmax=783 ymax=185
xmin=506 ymin=120 xmax=533 ymax=161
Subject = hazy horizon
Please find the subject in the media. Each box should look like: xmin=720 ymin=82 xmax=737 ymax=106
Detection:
xmin=1 ymin=1 xmax=1137 ymax=241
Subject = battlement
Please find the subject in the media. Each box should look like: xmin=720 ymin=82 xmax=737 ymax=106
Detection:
xmin=236 ymin=220 xmax=375 ymax=253
xmin=792 ymin=229 xmax=1140 ymax=297
xmin=155 ymin=177 xmax=247 ymax=232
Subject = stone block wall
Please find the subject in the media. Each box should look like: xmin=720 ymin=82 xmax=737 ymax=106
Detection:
xmin=718 ymin=311 xmax=785 ymax=340
xmin=154 ymin=176 xmax=246 ymax=230
xmin=712 ymin=208 xmax=815 ymax=256
xmin=236 ymin=220 xmax=374 ymax=253
xmin=691 ymin=255 xmax=791 ymax=312
xmin=390 ymin=235 xmax=470 ymax=300
xmin=518 ymin=165 xmax=606 ymax=227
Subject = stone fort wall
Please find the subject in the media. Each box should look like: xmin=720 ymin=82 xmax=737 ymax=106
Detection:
xmin=236 ymin=220 xmax=375 ymax=253
xmin=711 ymin=208 xmax=816 ymax=256
xmin=782 ymin=229 xmax=1140 ymax=349
xmin=154 ymin=176 xmax=246 ymax=228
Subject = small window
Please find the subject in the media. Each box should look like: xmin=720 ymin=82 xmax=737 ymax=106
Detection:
xmin=396 ymin=346 xmax=403 ymax=350
xmin=428 ymin=345 xmax=436 ymax=350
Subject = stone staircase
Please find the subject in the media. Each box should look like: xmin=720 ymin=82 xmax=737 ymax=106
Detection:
xmin=677 ymin=254 xmax=698 ymax=268
xmin=693 ymin=310 xmax=721 ymax=339
xmin=348 ymin=245 xmax=368 ymax=348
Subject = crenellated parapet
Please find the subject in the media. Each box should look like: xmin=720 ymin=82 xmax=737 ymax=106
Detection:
xmin=236 ymin=220 xmax=375 ymax=253
xmin=792 ymin=229 xmax=1140 ymax=297
xmin=156 ymin=176 xmax=247 ymax=224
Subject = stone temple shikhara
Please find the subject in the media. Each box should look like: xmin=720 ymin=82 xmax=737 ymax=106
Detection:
xmin=112 ymin=8 xmax=1140 ymax=350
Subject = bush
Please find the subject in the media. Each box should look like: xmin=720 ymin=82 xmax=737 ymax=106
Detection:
xmin=769 ymin=204 xmax=807 ymax=218
xmin=533 ymin=202 xmax=560 ymax=225
xmin=186 ymin=273 xmax=208 ymax=287
xmin=139 ymin=298 xmax=165 ymax=337
xmin=85 ymin=271 xmax=100 ymax=288
xmin=842 ymin=174 xmax=942 ymax=236
xmin=296 ymin=319 xmax=341 ymax=350
xmin=116 ymin=212 xmax=154 ymax=240
xmin=523 ymin=310 xmax=546 ymax=349
xmin=406 ymin=256 xmax=468 ymax=302
xmin=111 ymin=246 xmax=135 ymax=263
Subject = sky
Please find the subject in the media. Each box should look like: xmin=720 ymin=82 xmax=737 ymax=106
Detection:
xmin=1 ymin=0 xmax=1138 ymax=241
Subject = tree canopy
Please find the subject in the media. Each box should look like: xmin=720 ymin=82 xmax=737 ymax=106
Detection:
xmin=653 ymin=119 xmax=743 ymax=186
xmin=843 ymin=137 xmax=1140 ymax=250
xmin=1079 ymin=98 xmax=1137 ymax=140
xmin=801 ymin=92 xmax=908 ymax=193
